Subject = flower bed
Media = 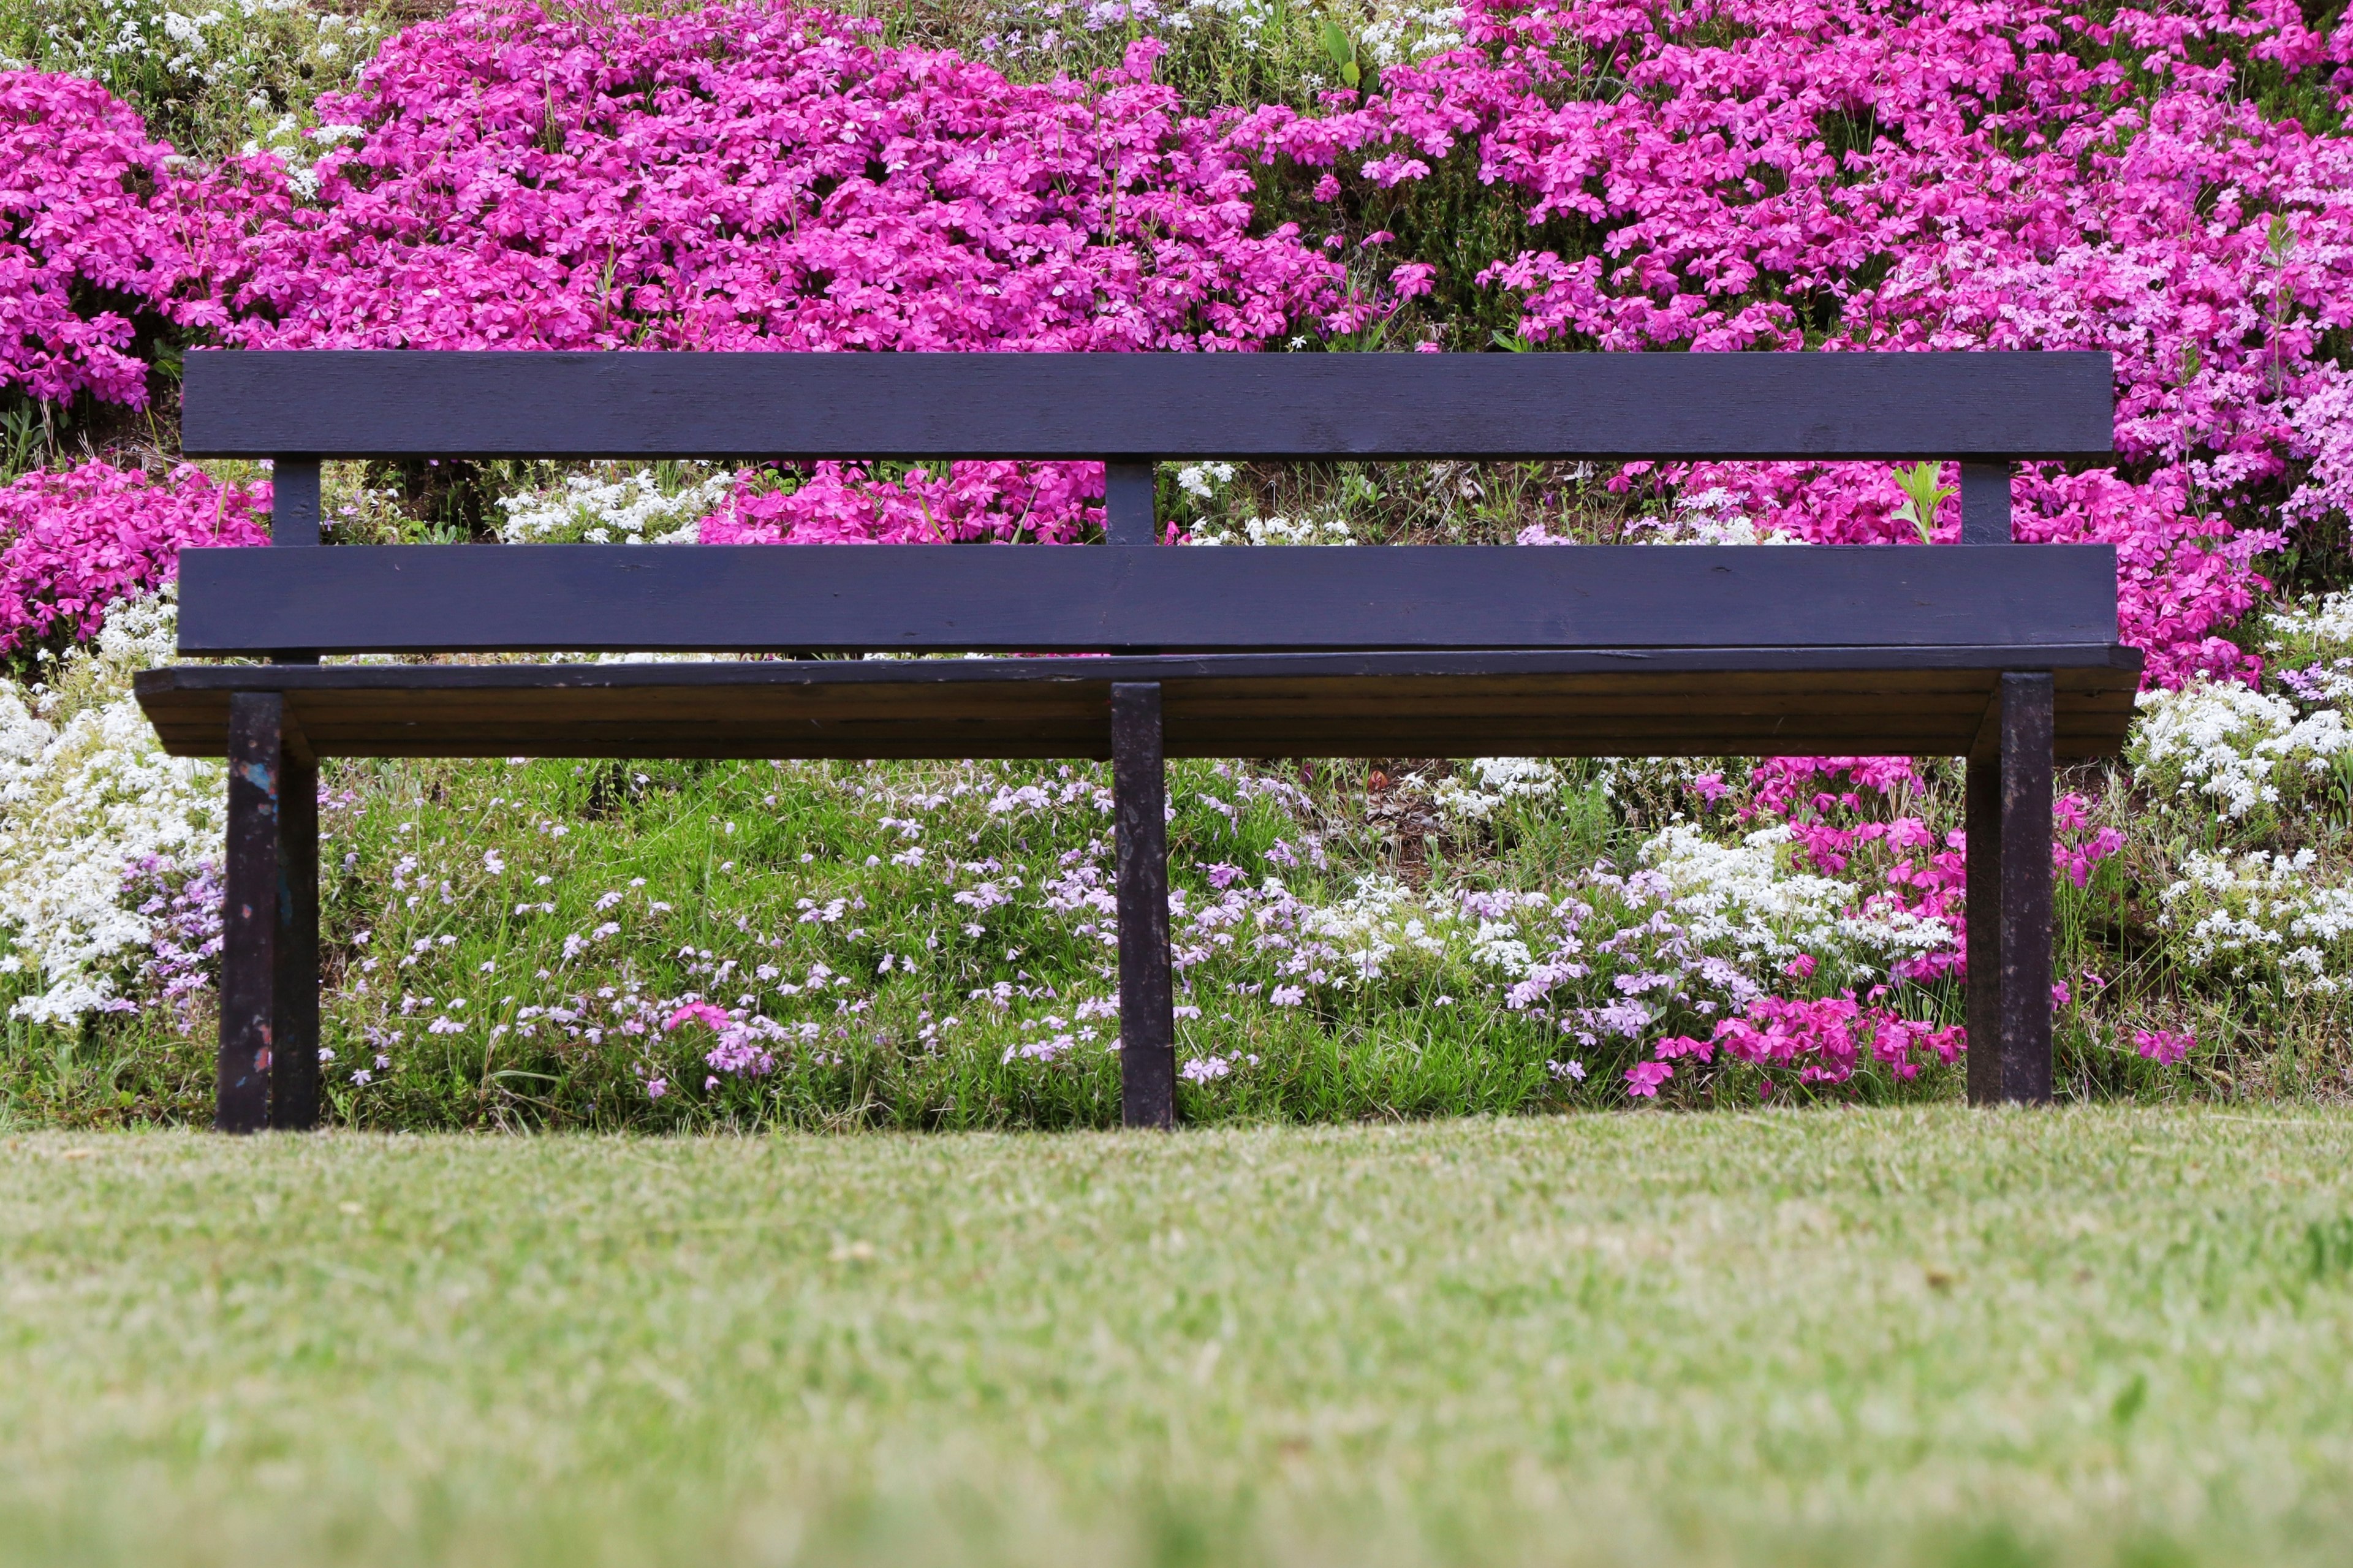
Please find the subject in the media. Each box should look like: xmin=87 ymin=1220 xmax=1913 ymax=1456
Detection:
xmin=4 ymin=0 xmax=2350 ymax=1119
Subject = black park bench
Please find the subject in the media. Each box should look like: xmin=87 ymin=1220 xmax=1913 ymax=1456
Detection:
xmin=134 ymin=350 xmax=2137 ymax=1132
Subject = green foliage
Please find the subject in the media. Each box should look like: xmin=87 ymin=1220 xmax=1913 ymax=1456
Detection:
xmin=1892 ymin=461 xmax=1956 ymax=546
xmin=1316 ymin=12 xmax=1373 ymax=93
xmin=0 ymin=400 xmax=48 ymax=482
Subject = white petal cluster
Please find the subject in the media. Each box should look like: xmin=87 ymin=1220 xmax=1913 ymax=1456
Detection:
xmin=0 ymin=593 xmax=222 ymax=1028
xmin=1648 ymin=487 xmax=1803 ymax=546
xmin=1297 ymin=873 xmax=1426 ymax=981
xmin=496 ymin=468 xmax=737 ymax=545
xmin=2128 ymin=680 xmax=2353 ymax=817
xmin=2263 ymin=588 xmax=2353 ymax=651
xmin=1172 ymin=462 xmax=1235 ymax=500
xmin=1188 ymin=514 xmax=1355 ymax=547
xmin=1433 ymin=756 xmax=1561 ymax=820
xmin=1639 ymin=823 xmax=1949 ymax=971
xmin=2159 ymin=847 xmax=2353 ymax=994
xmin=1358 ymin=4 xmax=1466 ymax=65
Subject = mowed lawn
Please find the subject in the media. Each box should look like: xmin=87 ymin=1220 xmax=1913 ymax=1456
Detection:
xmin=4 ymin=1110 xmax=2352 ymax=1568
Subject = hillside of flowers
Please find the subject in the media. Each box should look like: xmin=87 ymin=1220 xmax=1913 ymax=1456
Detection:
xmin=0 ymin=0 xmax=2351 ymax=1126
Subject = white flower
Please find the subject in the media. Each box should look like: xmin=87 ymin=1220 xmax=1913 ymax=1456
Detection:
xmin=1640 ymin=822 xmax=1950 ymax=971
xmin=496 ymin=467 xmax=737 ymax=545
xmin=2159 ymin=846 xmax=2353 ymax=993
xmin=1434 ymin=757 xmax=1560 ymax=820
xmin=1188 ymin=514 xmax=1355 ymax=547
xmin=1173 ymin=461 xmax=1235 ymax=499
xmin=0 ymin=591 xmax=224 ymax=1028
xmin=2129 ymin=680 xmax=2352 ymax=819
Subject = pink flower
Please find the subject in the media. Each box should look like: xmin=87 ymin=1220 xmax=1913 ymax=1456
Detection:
xmin=665 ymin=1002 xmax=732 ymax=1032
xmin=1783 ymin=954 xmax=1817 ymax=980
xmin=646 ymin=1077 xmax=667 ymax=1100
xmin=0 ymin=72 xmax=256 ymax=407
xmin=2133 ymin=1029 xmax=2194 ymax=1067
xmin=1624 ymin=1061 xmax=1674 ymax=1098
xmin=0 ymin=461 xmax=267 ymax=653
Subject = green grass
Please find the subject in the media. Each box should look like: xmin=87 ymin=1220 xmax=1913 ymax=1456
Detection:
xmin=4 ymin=1108 xmax=2353 ymax=1566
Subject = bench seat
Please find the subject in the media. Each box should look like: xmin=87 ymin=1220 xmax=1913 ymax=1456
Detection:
xmin=135 ymin=646 xmax=2142 ymax=763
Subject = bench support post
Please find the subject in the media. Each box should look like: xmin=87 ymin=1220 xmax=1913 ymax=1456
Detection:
xmin=1965 ymin=672 xmax=2054 ymax=1104
xmin=218 ymin=692 xmax=319 ymax=1134
xmin=1111 ymin=681 xmax=1175 ymax=1129
xmin=1960 ymin=461 xmax=2011 ymax=543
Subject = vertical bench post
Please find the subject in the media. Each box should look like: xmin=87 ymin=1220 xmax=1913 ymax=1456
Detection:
xmin=1961 ymin=465 xmax=2055 ymax=1102
xmin=218 ymin=694 xmax=319 ymax=1131
xmin=1965 ymin=672 xmax=2055 ymax=1104
xmin=1958 ymin=461 xmax=2056 ymax=1102
xmin=1960 ymin=461 xmax=2010 ymax=545
xmin=1112 ymin=682 xmax=1176 ymax=1128
xmin=1105 ymin=460 xmax=1176 ymax=1127
xmin=216 ymin=455 xmax=324 ymax=1132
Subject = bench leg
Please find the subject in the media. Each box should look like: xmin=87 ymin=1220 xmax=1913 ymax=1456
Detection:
xmin=1965 ymin=672 xmax=2054 ymax=1105
xmin=218 ymin=693 xmax=320 ymax=1133
xmin=1110 ymin=681 xmax=1176 ymax=1129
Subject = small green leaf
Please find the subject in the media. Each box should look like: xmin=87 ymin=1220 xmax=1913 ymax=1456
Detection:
xmin=1340 ymin=59 xmax=1360 ymax=87
xmin=1320 ymin=17 xmax=1352 ymax=67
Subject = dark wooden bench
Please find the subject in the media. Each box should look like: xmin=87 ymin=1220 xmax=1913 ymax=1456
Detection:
xmin=137 ymin=350 xmax=2135 ymax=1132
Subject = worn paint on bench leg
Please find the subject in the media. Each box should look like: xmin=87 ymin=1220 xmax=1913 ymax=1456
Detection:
xmin=271 ymin=741 xmax=320 ymax=1131
xmin=1968 ymin=674 xmax=2055 ymax=1105
xmin=1964 ymin=749 xmax=2001 ymax=1107
xmin=1112 ymin=682 xmax=1175 ymax=1129
xmin=218 ymin=694 xmax=286 ymax=1134
xmin=1995 ymin=672 xmax=2056 ymax=1103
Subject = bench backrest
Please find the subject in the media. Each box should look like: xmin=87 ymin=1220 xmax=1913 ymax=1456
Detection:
xmin=175 ymin=350 xmax=2118 ymax=657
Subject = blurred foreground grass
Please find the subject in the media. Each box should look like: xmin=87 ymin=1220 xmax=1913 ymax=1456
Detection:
xmin=4 ymin=1108 xmax=2352 ymax=1567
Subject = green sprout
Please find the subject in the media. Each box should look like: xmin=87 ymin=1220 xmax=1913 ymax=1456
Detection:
xmin=1319 ymin=17 xmax=1377 ymax=94
xmin=1892 ymin=460 xmax=1955 ymax=545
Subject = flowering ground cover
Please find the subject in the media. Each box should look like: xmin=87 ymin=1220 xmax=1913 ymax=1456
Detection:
xmin=1 ymin=0 xmax=2352 ymax=1123
xmin=4 ymin=1111 xmax=2352 ymax=1567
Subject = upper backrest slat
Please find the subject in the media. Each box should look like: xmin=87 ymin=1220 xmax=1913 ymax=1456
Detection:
xmin=181 ymin=350 xmax=2115 ymax=462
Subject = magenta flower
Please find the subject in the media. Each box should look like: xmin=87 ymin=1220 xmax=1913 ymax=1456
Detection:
xmin=1624 ymin=1061 xmax=1673 ymax=1098
xmin=2133 ymin=1029 xmax=2195 ymax=1067
xmin=0 ymin=72 xmax=258 ymax=407
xmin=664 ymin=1002 xmax=732 ymax=1032
xmin=0 ymin=461 xmax=267 ymax=654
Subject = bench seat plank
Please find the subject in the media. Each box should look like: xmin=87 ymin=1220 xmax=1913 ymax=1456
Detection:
xmin=176 ymin=544 xmax=2122 ymax=656
xmin=135 ymin=647 xmax=2143 ymax=763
